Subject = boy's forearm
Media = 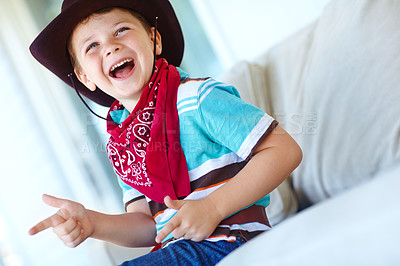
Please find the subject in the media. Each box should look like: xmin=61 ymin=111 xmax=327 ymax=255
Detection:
xmin=87 ymin=210 xmax=157 ymax=247
xmin=207 ymin=127 xmax=302 ymax=221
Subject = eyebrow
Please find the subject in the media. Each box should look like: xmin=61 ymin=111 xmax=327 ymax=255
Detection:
xmin=80 ymin=35 xmax=95 ymax=49
xmin=112 ymin=20 xmax=130 ymax=29
xmin=79 ymin=21 xmax=125 ymax=43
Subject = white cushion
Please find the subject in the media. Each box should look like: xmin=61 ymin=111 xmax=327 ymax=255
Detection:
xmin=219 ymin=61 xmax=272 ymax=115
xmin=218 ymin=164 xmax=400 ymax=266
xmin=252 ymin=0 xmax=400 ymax=206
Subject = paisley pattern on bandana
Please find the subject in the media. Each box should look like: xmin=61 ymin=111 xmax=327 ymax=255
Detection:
xmin=107 ymin=103 xmax=155 ymax=188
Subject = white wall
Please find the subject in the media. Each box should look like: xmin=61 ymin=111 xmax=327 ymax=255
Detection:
xmin=190 ymin=0 xmax=331 ymax=70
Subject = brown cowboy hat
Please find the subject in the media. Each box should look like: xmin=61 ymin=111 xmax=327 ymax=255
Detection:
xmin=30 ymin=0 xmax=184 ymax=107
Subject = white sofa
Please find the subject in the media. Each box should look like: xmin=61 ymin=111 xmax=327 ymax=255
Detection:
xmin=96 ymin=0 xmax=400 ymax=264
xmin=218 ymin=0 xmax=400 ymax=265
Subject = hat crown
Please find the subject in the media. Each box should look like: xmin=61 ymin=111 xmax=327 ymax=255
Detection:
xmin=62 ymin=0 xmax=79 ymax=11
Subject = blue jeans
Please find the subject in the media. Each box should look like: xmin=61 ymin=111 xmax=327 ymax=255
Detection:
xmin=120 ymin=238 xmax=245 ymax=266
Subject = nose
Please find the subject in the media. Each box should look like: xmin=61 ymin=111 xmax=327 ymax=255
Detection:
xmin=105 ymin=44 xmax=120 ymax=57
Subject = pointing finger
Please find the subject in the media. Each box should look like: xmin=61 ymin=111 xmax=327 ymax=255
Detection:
xmin=28 ymin=212 xmax=66 ymax=236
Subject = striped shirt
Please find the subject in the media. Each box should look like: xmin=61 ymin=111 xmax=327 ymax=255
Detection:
xmin=112 ymin=69 xmax=278 ymax=245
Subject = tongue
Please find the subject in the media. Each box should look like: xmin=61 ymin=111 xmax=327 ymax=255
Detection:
xmin=114 ymin=65 xmax=133 ymax=78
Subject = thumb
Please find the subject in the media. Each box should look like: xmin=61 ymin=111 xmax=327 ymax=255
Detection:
xmin=42 ymin=194 xmax=69 ymax=209
xmin=164 ymin=196 xmax=184 ymax=210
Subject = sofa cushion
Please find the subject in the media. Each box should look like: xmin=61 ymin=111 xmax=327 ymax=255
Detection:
xmin=253 ymin=0 xmax=400 ymax=207
xmin=219 ymin=61 xmax=272 ymax=115
xmin=218 ymin=164 xmax=400 ymax=266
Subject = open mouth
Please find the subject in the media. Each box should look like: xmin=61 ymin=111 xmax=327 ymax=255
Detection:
xmin=109 ymin=59 xmax=135 ymax=79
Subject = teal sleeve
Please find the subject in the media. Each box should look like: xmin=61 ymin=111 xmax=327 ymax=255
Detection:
xmin=198 ymin=79 xmax=276 ymax=160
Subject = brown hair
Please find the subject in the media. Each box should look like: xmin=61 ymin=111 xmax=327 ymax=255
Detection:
xmin=67 ymin=7 xmax=152 ymax=71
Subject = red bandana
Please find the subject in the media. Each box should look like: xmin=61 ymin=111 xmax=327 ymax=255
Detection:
xmin=106 ymin=59 xmax=190 ymax=203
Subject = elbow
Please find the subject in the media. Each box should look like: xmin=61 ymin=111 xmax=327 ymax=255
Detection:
xmin=294 ymin=142 xmax=303 ymax=169
xmin=288 ymin=139 xmax=302 ymax=172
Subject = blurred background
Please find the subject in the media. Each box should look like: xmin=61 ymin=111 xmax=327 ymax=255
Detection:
xmin=0 ymin=0 xmax=330 ymax=265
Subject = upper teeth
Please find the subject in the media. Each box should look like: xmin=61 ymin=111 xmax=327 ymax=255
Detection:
xmin=110 ymin=59 xmax=133 ymax=72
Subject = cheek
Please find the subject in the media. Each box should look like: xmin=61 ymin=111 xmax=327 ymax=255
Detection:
xmin=82 ymin=58 xmax=103 ymax=77
xmin=141 ymin=35 xmax=157 ymax=56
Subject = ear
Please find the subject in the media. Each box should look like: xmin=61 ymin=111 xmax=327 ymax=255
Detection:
xmin=74 ymin=69 xmax=97 ymax=91
xmin=150 ymin=27 xmax=162 ymax=56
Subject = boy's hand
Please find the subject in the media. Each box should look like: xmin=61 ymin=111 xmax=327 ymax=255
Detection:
xmin=28 ymin=194 xmax=94 ymax=248
xmin=155 ymin=196 xmax=223 ymax=243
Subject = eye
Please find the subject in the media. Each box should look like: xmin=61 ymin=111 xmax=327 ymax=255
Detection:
xmin=115 ymin=27 xmax=129 ymax=36
xmin=86 ymin=42 xmax=98 ymax=53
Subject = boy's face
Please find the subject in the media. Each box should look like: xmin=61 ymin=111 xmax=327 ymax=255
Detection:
xmin=70 ymin=8 xmax=162 ymax=111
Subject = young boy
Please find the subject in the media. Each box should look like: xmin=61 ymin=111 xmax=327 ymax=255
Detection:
xmin=28 ymin=0 xmax=302 ymax=265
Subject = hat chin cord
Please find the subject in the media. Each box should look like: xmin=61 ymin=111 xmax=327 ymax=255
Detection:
xmin=67 ymin=73 xmax=117 ymax=125
xmin=151 ymin=17 xmax=159 ymax=77
xmin=68 ymin=16 xmax=159 ymax=125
